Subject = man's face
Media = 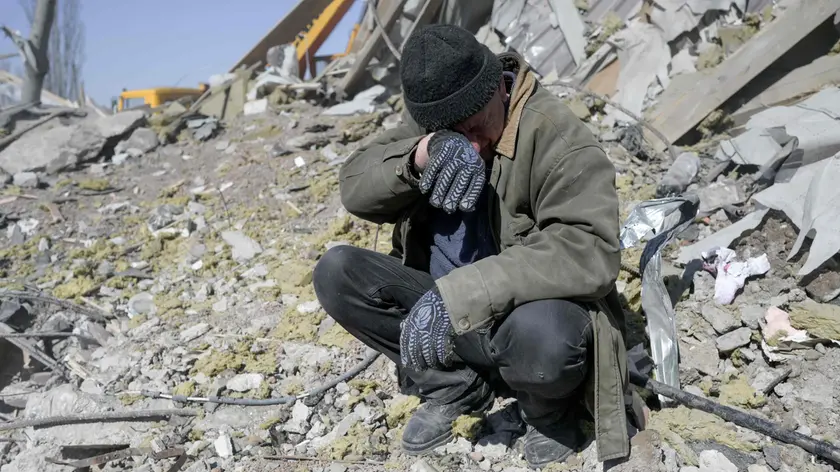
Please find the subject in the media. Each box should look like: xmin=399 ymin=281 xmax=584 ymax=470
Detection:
xmin=452 ymin=78 xmax=507 ymax=155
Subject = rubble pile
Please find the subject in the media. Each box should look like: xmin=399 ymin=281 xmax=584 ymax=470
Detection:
xmin=0 ymin=0 xmax=840 ymax=471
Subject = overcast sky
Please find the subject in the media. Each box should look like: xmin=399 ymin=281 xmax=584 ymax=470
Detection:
xmin=0 ymin=0 xmax=365 ymax=105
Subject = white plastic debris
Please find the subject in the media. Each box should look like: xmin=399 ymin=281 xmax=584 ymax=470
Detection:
xmin=294 ymin=156 xmax=306 ymax=168
xmin=702 ymin=247 xmax=771 ymax=304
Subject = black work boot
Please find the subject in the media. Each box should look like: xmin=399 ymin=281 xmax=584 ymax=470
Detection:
xmin=401 ymin=379 xmax=494 ymax=455
xmin=522 ymin=411 xmax=586 ymax=469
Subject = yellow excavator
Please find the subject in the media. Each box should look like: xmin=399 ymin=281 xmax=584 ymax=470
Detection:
xmin=115 ymin=85 xmax=208 ymax=112
xmin=115 ymin=0 xmax=361 ymax=112
xmin=230 ymin=0 xmax=363 ymax=78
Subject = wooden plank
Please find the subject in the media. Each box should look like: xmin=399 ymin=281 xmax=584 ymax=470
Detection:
xmin=644 ymin=0 xmax=840 ymax=151
xmin=730 ymin=54 xmax=840 ymax=127
xmin=229 ymin=0 xmax=335 ymax=73
xmin=336 ymin=0 xmax=411 ymax=99
xmin=585 ymin=58 xmax=620 ymax=97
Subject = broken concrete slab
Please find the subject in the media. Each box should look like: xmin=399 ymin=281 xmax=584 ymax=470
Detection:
xmin=116 ymin=127 xmax=159 ymax=155
xmin=222 ymin=231 xmax=263 ymax=262
xmin=95 ymin=110 xmax=145 ymax=139
xmin=12 ymin=171 xmax=39 ymax=188
xmin=0 ymin=122 xmax=105 ymax=175
xmin=324 ymin=86 xmax=388 ymax=116
xmin=716 ymin=327 xmax=753 ymax=354
xmin=701 ymin=304 xmax=741 ymax=334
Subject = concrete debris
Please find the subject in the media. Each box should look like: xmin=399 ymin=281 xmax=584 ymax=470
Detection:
xmin=324 ymin=86 xmax=388 ymax=116
xmin=128 ymin=292 xmax=157 ymax=318
xmin=226 ymin=373 xmax=264 ymax=392
xmin=213 ymin=432 xmax=233 ymax=458
xmin=716 ymin=327 xmax=753 ymax=354
xmin=116 ymin=127 xmax=159 ymax=155
xmin=187 ymin=117 xmax=220 ymax=141
xmin=180 ymin=323 xmax=211 ymax=343
xmin=221 ymin=230 xmax=263 ymax=262
xmin=12 ymin=171 xmax=39 ymax=188
xmin=5 ymin=12 xmax=840 ymax=468
xmin=701 ymin=304 xmax=741 ymax=334
xmin=698 ymin=449 xmax=738 ymax=472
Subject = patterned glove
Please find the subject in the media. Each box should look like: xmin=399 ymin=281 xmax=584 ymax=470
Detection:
xmin=400 ymin=287 xmax=456 ymax=371
xmin=420 ymin=131 xmax=487 ymax=214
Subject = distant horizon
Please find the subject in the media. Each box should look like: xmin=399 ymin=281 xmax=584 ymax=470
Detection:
xmin=0 ymin=0 xmax=365 ymax=105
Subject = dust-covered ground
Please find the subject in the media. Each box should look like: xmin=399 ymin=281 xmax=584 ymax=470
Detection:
xmin=0 ymin=91 xmax=838 ymax=472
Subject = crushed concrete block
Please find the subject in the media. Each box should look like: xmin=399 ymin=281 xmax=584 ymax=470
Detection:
xmin=702 ymin=305 xmax=741 ymax=334
xmin=698 ymin=450 xmax=737 ymax=472
xmin=226 ymin=373 xmax=264 ymax=392
xmin=116 ymin=127 xmax=159 ymax=154
xmin=222 ymin=231 xmax=263 ymax=262
xmin=214 ymin=432 xmax=233 ymax=458
xmin=12 ymin=171 xmax=39 ymax=188
xmin=180 ymin=323 xmax=211 ymax=343
xmin=0 ymin=122 xmax=106 ymax=175
xmin=716 ymin=328 xmax=752 ymax=354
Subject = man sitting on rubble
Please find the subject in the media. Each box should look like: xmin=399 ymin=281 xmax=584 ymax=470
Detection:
xmin=313 ymin=24 xmax=644 ymax=469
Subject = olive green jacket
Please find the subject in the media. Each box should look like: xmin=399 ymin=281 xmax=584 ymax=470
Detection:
xmin=338 ymin=53 xmax=631 ymax=462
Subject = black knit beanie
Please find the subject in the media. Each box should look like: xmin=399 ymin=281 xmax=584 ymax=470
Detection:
xmin=400 ymin=24 xmax=503 ymax=131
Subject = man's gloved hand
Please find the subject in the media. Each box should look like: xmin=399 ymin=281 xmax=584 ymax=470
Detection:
xmin=400 ymin=287 xmax=456 ymax=371
xmin=419 ymin=131 xmax=487 ymax=214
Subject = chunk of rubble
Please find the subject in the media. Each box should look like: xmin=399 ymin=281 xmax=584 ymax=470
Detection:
xmin=222 ymin=230 xmax=263 ymax=262
xmin=716 ymin=328 xmax=753 ymax=354
xmin=12 ymin=171 xmax=38 ymax=188
xmin=180 ymin=323 xmax=211 ymax=342
xmin=214 ymin=432 xmax=233 ymax=458
xmin=226 ymin=373 xmax=264 ymax=392
xmin=116 ymin=126 xmax=159 ymax=154
xmin=701 ymin=304 xmax=741 ymax=334
xmin=697 ymin=449 xmax=738 ymax=472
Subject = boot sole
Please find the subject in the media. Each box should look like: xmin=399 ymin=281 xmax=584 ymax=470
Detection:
xmin=401 ymin=430 xmax=454 ymax=455
xmin=525 ymin=448 xmax=574 ymax=470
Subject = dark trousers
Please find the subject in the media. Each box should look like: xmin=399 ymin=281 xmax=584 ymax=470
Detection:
xmin=313 ymin=245 xmax=594 ymax=424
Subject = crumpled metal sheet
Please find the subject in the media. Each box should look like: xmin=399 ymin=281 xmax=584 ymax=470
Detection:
xmin=490 ymin=0 xmax=644 ymax=78
xmin=621 ymin=196 xmax=699 ymax=394
xmin=754 ymin=153 xmax=840 ymax=276
xmin=650 ymin=0 xmax=747 ymax=42
xmin=611 ymin=20 xmax=671 ymax=119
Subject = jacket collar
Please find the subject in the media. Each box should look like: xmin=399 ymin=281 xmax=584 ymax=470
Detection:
xmin=494 ymin=53 xmax=537 ymax=160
